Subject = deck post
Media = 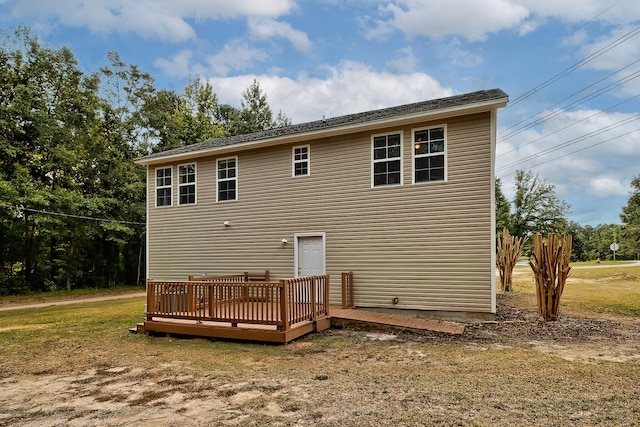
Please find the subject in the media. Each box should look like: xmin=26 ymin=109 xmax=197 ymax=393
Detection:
xmin=146 ymin=279 xmax=154 ymax=320
xmin=310 ymin=276 xmax=317 ymax=321
xmin=279 ymin=279 xmax=289 ymax=331
xmin=325 ymin=274 xmax=330 ymax=313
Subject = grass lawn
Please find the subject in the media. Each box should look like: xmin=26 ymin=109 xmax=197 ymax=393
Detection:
xmin=0 ymin=269 xmax=638 ymax=426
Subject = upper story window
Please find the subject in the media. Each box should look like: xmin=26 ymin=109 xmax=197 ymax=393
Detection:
xmin=178 ymin=163 xmax=196 ymax=205
xmin=293 ymin=145 xmax=310 ymax=177
xmin=217 ymin=157 xmax=237 ymax=202
xmin=372 ymin=132 xmax=402 ymax=187
xmin=155 ymin=167 xmax=172 ymax=207
xmin=413 ymin=126 xmax=446 ymax=183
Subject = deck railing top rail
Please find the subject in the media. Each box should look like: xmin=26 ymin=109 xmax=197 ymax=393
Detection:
xmin=146 ymin=274 xmax=329 ymax=332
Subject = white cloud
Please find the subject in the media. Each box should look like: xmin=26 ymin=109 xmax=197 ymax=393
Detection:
xmin=363 ymin=0 xmax=640 ymax=42
xmin=206 ymin=41 xmax=270 ymax=76
xmin=366 ymin=0 xmax=529 ymax=41
xmin=6 ymin=0 xmax=298 ymax=42
xmin=154 ymin=50 xmax=193 ymax=77
xmin=517 ymin=0 xmax=640 ymax=25
xmin=576 ymin=26 xmax=640 ymax=73
xmin=590 ymin=176 xmax=630 ymax=198
xmin=248 ymin=18 xmax=312 ymax=52
xmin=497 ymin=108 xmax=640 ymax=223
xmin=207 ymin=61 xmax=452 ymax=123
xmin=385 ymin=47 xmax=418 ymax=73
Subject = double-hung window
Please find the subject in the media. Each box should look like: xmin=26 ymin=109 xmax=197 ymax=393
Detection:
xmin=178 ymin=163 xmax=196 ymax=205
xmin=413 ymin=126 xmax=446 ymax=183
xmin=293 ymin=145 xmax=310 ymax=177
xmin=155 ymin=167 xmax=172 ymax=207
xmin=217 ymin=157 xmax=237 ymax=201
xmin=372 ymin=132 xmax=402 ymax=187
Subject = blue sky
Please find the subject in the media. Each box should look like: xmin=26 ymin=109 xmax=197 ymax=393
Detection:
xmin=1 ymin=0 xmax=639 ymax=226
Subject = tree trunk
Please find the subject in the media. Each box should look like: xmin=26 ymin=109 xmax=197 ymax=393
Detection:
xmin=529 ymin=233 xmax=572 ymax=320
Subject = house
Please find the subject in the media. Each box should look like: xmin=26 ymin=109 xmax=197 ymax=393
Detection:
xmin=135 ymin=89 xmax=508 ymax=322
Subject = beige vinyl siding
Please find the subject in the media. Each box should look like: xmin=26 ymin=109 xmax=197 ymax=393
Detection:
xmin=147 ymin=111 xmax=495 ymax=313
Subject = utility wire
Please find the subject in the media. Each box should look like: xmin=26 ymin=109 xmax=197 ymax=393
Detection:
xmin=497 ymin=113 xmax=640 ymax=172
xmin=501 ymin=67 xmax=640 ymax=141
xmin=498 ymin=126 xmax=640 ymax=178
xmin=507 ymin=25 xmax=640 ymax=108
xmin=0 ymin=203 xmax=145 ymax=226
xmin=498 ymin=93 xmax=640 ymax=159
xmin=500 ymin=57 xmax=640 ymax=138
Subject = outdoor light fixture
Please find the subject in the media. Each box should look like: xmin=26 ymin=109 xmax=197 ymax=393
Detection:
xmin=281 ymin=238 xmax=288 ymax=245
xmin=223 ymin=220 xmax=230 ymax=227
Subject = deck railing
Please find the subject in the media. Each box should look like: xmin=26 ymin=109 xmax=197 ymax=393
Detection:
xmin=146 ymin=274 xmax=329 ymax=331
xmin=341 ymin=271 xmax=354 ymax=309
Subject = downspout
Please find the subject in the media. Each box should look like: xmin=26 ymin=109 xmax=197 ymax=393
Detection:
xmin=145 ymin=165 xmax=150 ymax=311
xmin=490 ymin=108 xmax=498 ymax=314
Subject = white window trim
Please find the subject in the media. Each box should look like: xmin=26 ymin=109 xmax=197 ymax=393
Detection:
xmin=216 ymin=156 xmax=238 ymax=202
xmin=155 ymin=166 xmax=172 ymax=208
xmin=177 ymin=162 xmax=197 ymax=205
xmin=292 ymin=144 xmax=310 ymax=177
xmin=411 ymin=124 xmax=448 ymax=185
xmin=371 ymin=130 xmax=403 ymax=188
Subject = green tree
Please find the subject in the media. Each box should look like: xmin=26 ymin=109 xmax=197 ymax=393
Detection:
xmin=620 ymin=175 xmax=640 ymax=258
xmin=238 ymin=79 xmax=273 ymax=133
xmin=511 ymin=170 xmax=570 ymax=238
xmin=0 ymin=29 xmax=147 ymax=294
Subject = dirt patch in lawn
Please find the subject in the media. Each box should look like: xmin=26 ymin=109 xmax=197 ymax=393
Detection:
xmin=1 ymin=293 xmax=638 ymax=426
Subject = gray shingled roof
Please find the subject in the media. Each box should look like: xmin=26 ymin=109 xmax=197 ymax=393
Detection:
xmin=138 ymin=88 xmax=507 ymax=161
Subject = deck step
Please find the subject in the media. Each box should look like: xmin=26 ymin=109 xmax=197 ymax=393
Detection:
xmin=128 ymin=323 xmax=146 ymax=334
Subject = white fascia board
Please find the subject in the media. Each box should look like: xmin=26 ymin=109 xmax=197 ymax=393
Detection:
xmin=135 ymin=97 xmax=508 ymax=166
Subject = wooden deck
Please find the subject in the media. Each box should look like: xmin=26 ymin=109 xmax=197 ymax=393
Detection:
xmin=136 ymin=273 xmax=464 ymax=343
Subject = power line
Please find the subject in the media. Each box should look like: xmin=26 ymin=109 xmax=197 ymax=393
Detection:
xmin=500 ymin=57 xmax=640 ymax=140
xmin=0 ymin=203 xmax=145 ymax=226
xmin=501 ymin=67 xmax=640 ymax=142
xmin=507 ymin=25 xmax=640 ymax=108
xmin=498 ymin=93 xmax=640 ymax=159
xmin=497 ymin=113 xmax=640 ymax=173
xmin=498 ymin=126 xmax=640 ymax=178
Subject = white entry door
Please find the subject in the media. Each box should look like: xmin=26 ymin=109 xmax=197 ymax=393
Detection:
xmin=296 ymin=235 xmax=325 ymax=277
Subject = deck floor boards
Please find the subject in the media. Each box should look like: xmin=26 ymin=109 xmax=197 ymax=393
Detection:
xmin=142 ymin=305 xmax=464 ymax=342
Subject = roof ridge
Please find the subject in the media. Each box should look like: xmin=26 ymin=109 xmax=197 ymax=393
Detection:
xmin=137 ymin=88 xmax=507 ymax=163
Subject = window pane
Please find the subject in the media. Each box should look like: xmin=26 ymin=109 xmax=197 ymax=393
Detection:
xmin=374 ymin=174 xmax=386 ymax=186
xmin=374 ymin=162 xmax=387 ymax=173
xmin=388 ymin=145 xmax=400 ymax=158
xmin=388 ymin=134 xmax=400 ymax=145
xmin=388 ymin=160 xmax=400 ymax=172
xmin=415 ymin=157 xmax=427 ymax=170
xmin=295 ymin=163 xmax=308 ymax=176
xmin=431 ymin=155 xmax=445 ymax=168
xmin=414 ymin=143 xmax=428 ymax=155
xmin=415 ymin=170 xmax=428 ymax=182
xmin=374 ymin=136 xmax=387 ymax=147
xmin=388 ymin=172 xmax=400 ymax=185
xmin=430 ymin=141 xmax=444 ymax=153
xmin=431 ymin=168 xmax=445 ymax=181
xmin=430 ymin=127 xmax=444 ymax=140
xmin=374 ymin=147 xmax=387 ymax=160
xmin=157 ymin=188 xmax=171 ymax=206
xmin=414 ymin=130 xmax=428 ymax=142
